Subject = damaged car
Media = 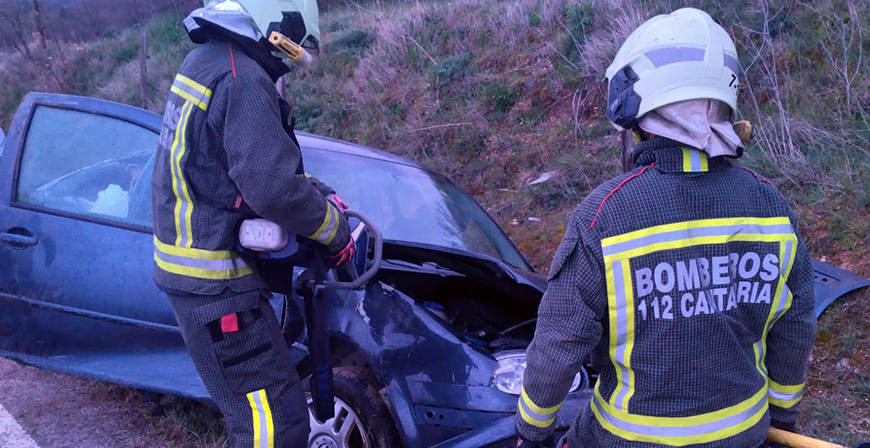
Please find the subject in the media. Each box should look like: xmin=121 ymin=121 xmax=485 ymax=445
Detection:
xmin=1 ymin=93 xmax=868 ymax=448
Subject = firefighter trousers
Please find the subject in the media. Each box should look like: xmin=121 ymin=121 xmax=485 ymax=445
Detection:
xmin=166 ymin=287 xmax=309 ymax=448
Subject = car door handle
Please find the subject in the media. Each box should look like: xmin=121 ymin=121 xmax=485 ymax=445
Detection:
xmin=0 ymin=229 xmax=38 ymax=248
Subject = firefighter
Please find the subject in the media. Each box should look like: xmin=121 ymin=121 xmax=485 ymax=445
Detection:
xmin=151 ymin=1 xmax=353 ymax=447
xmin=516 ymin=8 xmax=816 ymax=448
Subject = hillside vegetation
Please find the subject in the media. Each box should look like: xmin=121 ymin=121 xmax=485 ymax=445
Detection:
xmin=1 ymin=0 xmax=869 ymax=444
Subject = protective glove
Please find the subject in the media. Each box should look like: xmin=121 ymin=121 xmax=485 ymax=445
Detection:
xmin=516 ymin=434 xmax=554 ymax=448
xmin=327 ymin=193 xmax=349 ymax=214
xmin=326 ymin=234 xmax=355 ymax=267
xmin=324 ymin=206 xmax=354 ymax=267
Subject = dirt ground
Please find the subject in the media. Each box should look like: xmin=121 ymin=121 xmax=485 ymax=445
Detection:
xmin=0 ymin=358 xmax=226 ymax=448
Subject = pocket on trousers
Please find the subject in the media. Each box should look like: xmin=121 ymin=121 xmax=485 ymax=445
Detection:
xmin=194 ymin=291 xmax=289 ymax=394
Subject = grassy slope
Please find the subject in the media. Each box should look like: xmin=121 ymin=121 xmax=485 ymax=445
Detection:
xmin=0 ymin=0 xmax=868 ymax=444
xmin=287 ymin=0 xmax=870 ymax=443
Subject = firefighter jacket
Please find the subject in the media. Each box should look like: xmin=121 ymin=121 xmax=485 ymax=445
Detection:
xmin=517 ymin=137 xmax=816 ymax=447
xmin=151 ymin=37 xmax=349 ymax=295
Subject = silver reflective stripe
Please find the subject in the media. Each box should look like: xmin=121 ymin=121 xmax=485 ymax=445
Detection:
xmin=593 ymin=391 xmax=767 ymax=437
xmin=171 ymin=77 xmax=211 ymax=109
xmin=612 ymin=259 xmax=631 ymax=410
xmin=769 ymin=388 xmax=801 ymax=402
xmin=644 ymin=46 xmax=740 ymax=73
xmin=645 ymin=47 xmax=706 ymax=67
xmin=724 ymin=54 xmax=740 ymax=74
xmin=154 ymin=250 xmax=248 ymax=272
xmin=314 ymin=205 xmax=337 ymax=244
xmin=758 ymin=240 xmax=795 ymax=376
xmin=689 ymin=150 xmax=703 ymax=172
xmin=250 ymin=391 xmax=269 ymax=448
xmin=174 ymin=102 xmax=193 ymax=248
xmin=519 ymin=398 xmax=557 ymax=423
xmin=602 ymin=223 xmax=795 ymax=257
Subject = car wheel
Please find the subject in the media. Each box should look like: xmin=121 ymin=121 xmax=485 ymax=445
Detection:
xmin=305 ymin=368 xmax=401 ymax=448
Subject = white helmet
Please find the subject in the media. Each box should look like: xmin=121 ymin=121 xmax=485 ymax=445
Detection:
xmin=185 ymin=0 xmax=320 ymax=62
xmin=604 ymin=8 xmax=740 ymax=130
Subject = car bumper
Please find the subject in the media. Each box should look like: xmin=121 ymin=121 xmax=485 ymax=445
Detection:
xmin=391 ymin=379 xmax=591 ymax=448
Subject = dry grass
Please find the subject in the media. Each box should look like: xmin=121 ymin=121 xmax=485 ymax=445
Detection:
xmin=0 ymin=0 xmax=868 ymax=443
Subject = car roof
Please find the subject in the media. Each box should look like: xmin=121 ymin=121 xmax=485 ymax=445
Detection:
xmin=296 ymin=131 xmax=424 ymax=170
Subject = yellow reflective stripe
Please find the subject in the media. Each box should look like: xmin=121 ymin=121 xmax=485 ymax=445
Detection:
xmin=247 ymin=390 xmax=273 ymax=448
xmin=520 ymin=387 xmax=562 ymax=414
xmin=180 ymin=101 xmax=195 ymax=248
xmin=680 ymin=148 xmax=709 ymax=173
xmin=154 ymin=236 xmax=240 ymax=260
xmin=768 ymin=379 xmax=804 ymax=408
xmin=622 ymin=260 xmax=636 ymax=408
xmin=309 ymin=203 xmax=339 ymax=244
xmin=518 ymin=403 xmax=557 ymax=428
xmin=605 ymin=233 xmax=794 ymax=263
xmin=606 ymin=261 xmax=623 ymax=408
xmin=769 ymin=380 xmax=804 ymax=394
xmin=518 ymin=387 xmax=561 ymax=428
xmin=594 ymin=385 xmax=767 ymax=427
xmin=602 ymin=217 xmax=791 ymax=247
xmin=176 ymin=74 xmax=212 ymax=97
xmin=153 ymin=237 xmax=253 ymax=280
xmin=172 ymin=74 xmax=212 ymax=111
xmin=248 ymin=392 xmax=261 ymax=448
xmin=170 ymin=101 xmax=189 ymax=247
xmin=591 ymin=386 xmax=768 ymax=446
xmin=325 ymin=204 xmax=340 ymax=244
xmin=260 ymin=389 xmax=274 ymax=448
xmin=681 ymin=147 xmax=693 ymax=173
xmin=154 ymin=253 xmax=253 ymax=280
xmin=171 ymin=101 xmax=195 ymax=248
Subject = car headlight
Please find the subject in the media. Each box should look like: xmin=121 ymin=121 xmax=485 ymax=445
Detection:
xmin=491 ymin=350 xmax=587 ymax=395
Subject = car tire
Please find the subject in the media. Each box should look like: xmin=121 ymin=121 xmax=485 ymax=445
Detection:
xmin=305 ymin=367 xmax=402 ymax=448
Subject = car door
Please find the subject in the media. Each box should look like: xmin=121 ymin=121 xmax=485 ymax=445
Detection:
xmin=0 ymin=93 xmax=174 ymax=327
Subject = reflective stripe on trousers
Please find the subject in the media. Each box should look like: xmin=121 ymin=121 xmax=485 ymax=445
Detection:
xmin=248 ymin=389 xmax=275 ymax=448
xmin=154 ymin=236 xmax=253 ymax=280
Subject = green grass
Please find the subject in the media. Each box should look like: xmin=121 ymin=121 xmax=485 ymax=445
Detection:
xmin=1 ymin=0 xmax=869 ymax=443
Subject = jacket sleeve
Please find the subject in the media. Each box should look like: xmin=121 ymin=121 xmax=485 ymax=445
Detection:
xmin=517 ymin=213 xmax=605 ymax=441
xmin=306 ymin=174 xmax=336 ymax=197
xmin=215 ymin=72 xmax=349 ymax=252
xmin=765 ymin=210 xmax=817 ymax=425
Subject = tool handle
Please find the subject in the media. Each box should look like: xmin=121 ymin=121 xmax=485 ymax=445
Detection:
xmin=768 ymin=428 xmax=846 ymax=448
xmin=322 ymin=210 xmax=383 ymax=290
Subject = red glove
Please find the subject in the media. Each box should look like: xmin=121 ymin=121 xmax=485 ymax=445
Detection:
xmin=326 ymin=235 xmax=355 ymax=267
xmin=327 ymin=193 xmax=349 ymax=213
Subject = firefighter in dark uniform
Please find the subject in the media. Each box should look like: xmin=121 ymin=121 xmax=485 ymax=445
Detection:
xmin=516 ymin=8 xmax=817 ymax=448
xmin=150 ymin=1 xmax=353 ymax=447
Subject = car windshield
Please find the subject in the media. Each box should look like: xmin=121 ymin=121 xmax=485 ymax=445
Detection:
xmin=302 ymin=147 xmax=530 ymax=270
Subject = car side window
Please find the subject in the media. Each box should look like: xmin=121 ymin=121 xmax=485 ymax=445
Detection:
xmin=16 ymin=106 xmax=157 ymax=228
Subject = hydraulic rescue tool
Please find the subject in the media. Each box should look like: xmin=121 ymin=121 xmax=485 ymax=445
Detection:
xmin=238 ymin=210 xmax=383 ymax=422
